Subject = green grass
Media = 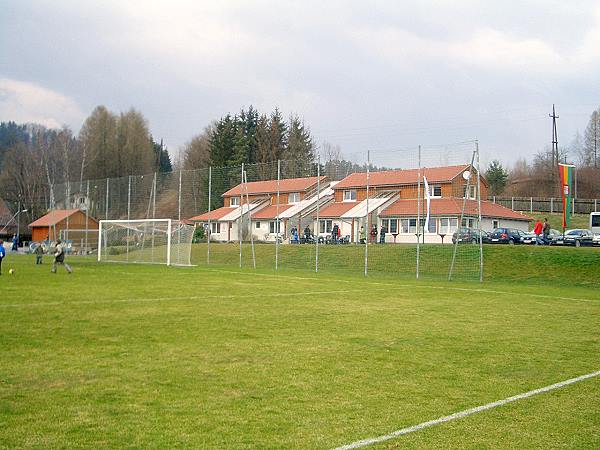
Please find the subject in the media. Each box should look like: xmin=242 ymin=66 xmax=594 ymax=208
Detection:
xmin=1 ymin=252 xmax=599 ymax=448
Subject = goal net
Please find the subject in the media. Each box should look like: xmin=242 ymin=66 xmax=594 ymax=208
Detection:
xmin=98 ymin=219 xmax=195 ymax=266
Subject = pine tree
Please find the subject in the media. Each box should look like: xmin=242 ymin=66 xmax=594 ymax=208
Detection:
xmin=285 ymin=114 xmax=316 ymax=177
xmin=485 ymin=160 xmax=508 ymax=195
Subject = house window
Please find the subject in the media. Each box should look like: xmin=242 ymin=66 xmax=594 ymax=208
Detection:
xmin=400 ymin=219 xmax=410 ymax=233
xmin=288 ymin=192 xmax=300 ymax=203
xmin=319 ymin=219 xmax=333 ymax=233
xmin=255 ymin=222 xmax=261 ymax=229
xmin=409 ymin=218 xmax=417 ymax=234
xmin=343 ymin=190 xmax=357 ymax=202
xmin=381 ymin=219 xmax=389 ymax=232
xmin=439 ymin=218 xmax=458 ymax=235
xmin=230 ymin=197 xmax=240 ymax=206
xmin=429 ymin=185 xmax=442 ymax=197
xmin=427 ymin=218 xmax=437 ymax=234
xmin=463 ymin=185 xmax=477 ymax=200
xmin=269 ymin=221 xmax=281 ymax=234
xmin=461 ymin=218 xmax=478 ymax=228
xmin=492 ymin=219 xmax=500 ymax=229
xmin=389 ymin=219 xmax=398 ymax=234
xmin=210 ymin=222 xmax=219 ymax=233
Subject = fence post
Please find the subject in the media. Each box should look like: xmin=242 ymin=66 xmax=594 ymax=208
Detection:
xmin=595 ymin=199 xmax=598 ymax=212
xmin=493 ymin=195 xmax=496 ymax=204
xmin=85 ymin=180 xmax=90 ymax=254
xmin=550 ymin=197 xmax=553 ymax=214
xmin=511 ymin=196 xmax=514 ymax=210
xmin=572 ymin=197 xmax=575 ymax=217
xmin=530 ymin=196 xmax=533 ymax=213
xmin=416 ymin=146 xmax=421 ymax=280
xmin=276 ymin=160 xmax=280 ymax=271
xmin=239 ymin=163 xmax=243 ymax=268
xmin=126 ymin=175 xmax=131 ymax=261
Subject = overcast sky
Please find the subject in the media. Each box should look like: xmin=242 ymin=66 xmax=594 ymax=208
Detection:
xmin=1 ymin=0 xmax=599 ymax=167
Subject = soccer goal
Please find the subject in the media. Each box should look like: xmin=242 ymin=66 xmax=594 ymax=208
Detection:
xmin=98 ymin=219 xmax=195 ymax=266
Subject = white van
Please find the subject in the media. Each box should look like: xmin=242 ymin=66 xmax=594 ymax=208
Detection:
xmin=590 ymin=212 xmax=600 ymax=234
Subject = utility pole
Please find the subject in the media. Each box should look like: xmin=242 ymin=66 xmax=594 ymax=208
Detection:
xmin=550 ymin=104 xmax=559 ymax=194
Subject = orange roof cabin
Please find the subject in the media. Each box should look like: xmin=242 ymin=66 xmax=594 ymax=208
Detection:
xmin=29 ymin=209 xmax=99 ymax=243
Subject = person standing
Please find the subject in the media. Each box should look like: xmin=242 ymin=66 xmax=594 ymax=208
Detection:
xmin=34 ymin=243 xmax=44 ymax=264
xmin=359 ymin=226 xmax=366 ymax=244
xmin=533 ymin=219 xmax=543 ymax=245
xmin=52 ymin=239 xmax=72 ymax=274
xmin=370 ymin=225 xmax=377 ymax=244
xmin=0 ymin=240 xmax=5 ymax=275
xmin=542 ymin=218 xmax=550 ymax=245
xmin=11 ymin=234 xmax=18 ymax=252
xmin=331 ymin=223 xmax=339 ymax=244
xmin=379 ymin=224 xmax=387 ymax=244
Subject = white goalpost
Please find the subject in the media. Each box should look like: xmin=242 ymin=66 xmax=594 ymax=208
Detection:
xmin=98 ymin=219 xmax=195 ymax=266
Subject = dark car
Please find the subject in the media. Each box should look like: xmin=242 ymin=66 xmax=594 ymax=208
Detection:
xmin=562 ymin=229 xmax=594 ymax=247
xmin=488 ymin=228 xmax=524 ymax=245
xmin=452 ymin=227 xmax=490 ymax=244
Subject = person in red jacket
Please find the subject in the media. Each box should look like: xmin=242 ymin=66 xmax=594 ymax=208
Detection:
xmin=533 ymin=219 xmax=543 ymax=245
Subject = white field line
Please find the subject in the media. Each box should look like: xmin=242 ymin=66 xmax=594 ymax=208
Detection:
xmin=0 ymin=287 xmax=408 ymax=309
xmin=334 ymin=369 xmax=600 ymax=450
xmin=199 ymin=268 xmax=599 ymax=304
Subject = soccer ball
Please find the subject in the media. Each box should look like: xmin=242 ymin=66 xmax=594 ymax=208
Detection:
xmin=9 ymin=268 xmax=15 ymax=275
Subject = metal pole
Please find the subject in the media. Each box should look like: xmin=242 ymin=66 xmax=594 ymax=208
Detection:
xmin=65 ymin=181 xmax=70 ymax=242
xmin=17 ymin=200 xmax=20 ymax=244
xmin=551 ymin=197 xmax=554 ymax=214
xmin=315 ymin=157 xmax=320 ymax=273
xmin=239 ymin=163 xmax=243 ymax=268
xmin=85 ymin=180 xmax=90 ymax=254
xmin=511 ymin=197 xmax=514 ymax=210
xmin=476 ymin=141 xmax=484 ymax=283
xmin=151 ymin=172 xmax=157 ymax=263
xmin=126 ymin=176 xmax=131 ymax=261
xmin=243 ymin=170 xmax=256 ymax=269
xmin=416 ymin=145 xmax=421 ymax=280
xmin=364 ymin=150 xmax=370 ymax=277
xmin=207 ymin=167 xmax=212 ymax=264
xmin=105 ymin=178 xmax=109 ymax=220
xmin=276 ymin=160 xmax=281 ymax=271
xmin=177 ymin=169 xmax=183 ymax=264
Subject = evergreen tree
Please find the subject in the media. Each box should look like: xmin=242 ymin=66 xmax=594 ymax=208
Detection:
xmin=485 ymin=160 xmax=508 ymax=195
xmin=152 ymin=138 xmax=173 ymax=173
xmin=268 ymin=108 xmax=287 ymax=162
xmin=285 ymin=114 xmax=316 ymax=177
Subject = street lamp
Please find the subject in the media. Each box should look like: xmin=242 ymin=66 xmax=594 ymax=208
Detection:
xmin=16 ymin=207 xmax=28 ymax=243
xmin=0 ymin=207 xmax=27 ymax=236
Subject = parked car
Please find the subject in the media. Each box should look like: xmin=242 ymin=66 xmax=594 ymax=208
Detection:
xmin=546 ymin=229 xmax=562 ymax=245
xmin=452 ymin=227 xmax=489 ymax=244
xmin=562 ymin=229 xmax=595 ymax=247
xmin=593 ymin=233 xmax=600 ymax=246
xmin=489 ymin=228 xmax=524 ymax=245
xmin=521 ymin=231 xmax=538 ymax=245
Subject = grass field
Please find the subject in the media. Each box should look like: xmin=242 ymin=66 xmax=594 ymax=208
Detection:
xmin=1 ymin=248 xmax=600 ymax=448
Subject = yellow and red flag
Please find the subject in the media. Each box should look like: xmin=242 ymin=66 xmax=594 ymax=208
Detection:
xmin=558 ymin=163 xmax=575 ymax=230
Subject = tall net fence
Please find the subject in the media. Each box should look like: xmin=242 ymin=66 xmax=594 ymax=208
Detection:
xmin=52 ymin=141 xmax=485 ymax=281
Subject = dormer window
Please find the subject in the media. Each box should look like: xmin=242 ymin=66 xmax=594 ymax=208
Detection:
xmin=463 ymin=185 xmax=476 ymax=200
xmin=343 ymin=190 xmax=357 ymax=202
xmin=230 ymin=197 xmax=240 ymax=206
xmin=288 ymin=192 xmax=300 ymax=203
xmin=429 ymin=185 xmax=442 ymax=198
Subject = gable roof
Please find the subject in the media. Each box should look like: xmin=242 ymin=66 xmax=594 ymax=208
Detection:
xmin=28 ymin=209 xmax=95 ymax=227
xmin=333 ymin=165 xmax=483 ymax=190
xmin=222 ymin=176 xmax=326 ymax=197
xmin=379 ymin=198 xmax=530 ymax=221
xmin=189 ymin=207 xmax=237 ymax=222
xmin=315 ymin=201 xmax=359 ymax=218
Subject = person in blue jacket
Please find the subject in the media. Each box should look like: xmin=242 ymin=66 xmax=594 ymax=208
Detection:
xmin=0 ymin=240 xmax=5 ymax=275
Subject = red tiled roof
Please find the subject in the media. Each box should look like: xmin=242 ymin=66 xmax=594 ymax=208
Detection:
xmin=315 ymin=202 xmax=359 ymax=218
xmin=333 ymin=165 xmax=476 ymax=190
xmin=251 ymin=204 xmax=294 ymax=220
xmin=380 ymin=198 xmax=530 ymax=221
xmin=29 ymin=209 xmax=90 ymax=227
xmin=189 ymin=207 xmax=236 ymax=221
xmin=222 ymin=176 xmax=326 ymax=197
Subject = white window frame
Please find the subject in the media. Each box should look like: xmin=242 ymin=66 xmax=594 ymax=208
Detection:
xmin=492 ymin=219 xmax=500 ymax=229
xmin=269 ymin=221 xmax=281 ymax=234
xmin=288 ymin=192 xmax=300 ymax=204
xmin=343 ymin=190 xmax=357 ymax=202
xmin=319 ymin=219 xmax=333 ymax=234
xmin=255 ymin=221 xmax=261 ymax=229
xmin=210 ymin=222 xmax=219 ymax=233
xmin=463 ymin=185 xmax=477 ymax=200
xmin=429 ymin=185 xmax=442 ymax=198
xmin=230 ymin=196 xmax=240 ymax=206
